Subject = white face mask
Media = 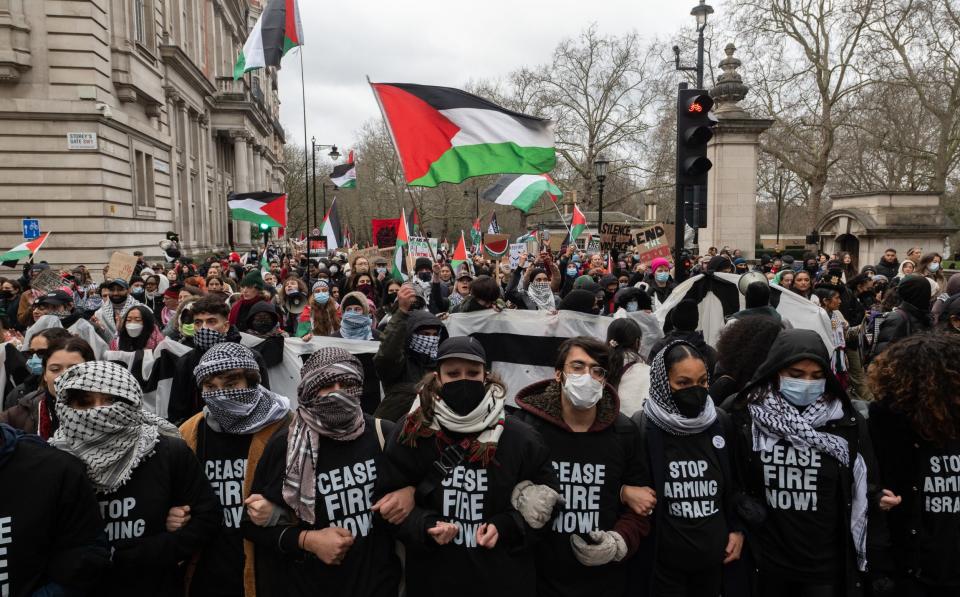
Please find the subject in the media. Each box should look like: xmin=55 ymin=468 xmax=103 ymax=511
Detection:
xmin=563 ymin=373 xmax=603 ymax=410
xmin=125 ymin=322 xmax=144 ymax=338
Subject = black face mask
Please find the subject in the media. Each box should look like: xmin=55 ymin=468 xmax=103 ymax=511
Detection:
xmin=0 ymin=290 xmax=12 ymax=299
xmin=385 ymin=292 xmax=397 ymax=304
xmin=250 ymin=319 xmax=276 ymax=334
xmin=438 ymin=379 xmax=486 ymax=416
xmin=417 ymin=271 xmax=432 ymax=282
xmin=672 ymin=385 xmax=709 ymax=418
xmin=109 ymin=294 xmax=127 ymax=305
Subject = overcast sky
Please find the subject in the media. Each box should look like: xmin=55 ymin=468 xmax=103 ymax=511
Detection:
xmin=277 ymin=0 xmax=730 ymax=155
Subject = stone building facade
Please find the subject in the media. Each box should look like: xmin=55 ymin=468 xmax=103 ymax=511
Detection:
xmin=0 ymin=0 xmax=285 ymax=271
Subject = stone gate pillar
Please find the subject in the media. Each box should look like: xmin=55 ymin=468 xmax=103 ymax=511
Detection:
xmin=700 ymin=44 xmax=773 ymax=260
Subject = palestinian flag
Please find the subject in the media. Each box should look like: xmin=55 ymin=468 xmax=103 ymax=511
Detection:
xmin=369 ymin=82 xmax=555 ymax=187
xmin=470 ymin=218 xmax=483 ymax=253
xmin=0 ymin=232 xmax=50 ymax=267
xmin=330 ymin=150 xmax=356 ymax=189
xmin=408 ymin=209 xmax=421 ymax=237
xmin=570 ymin=204 xmax=587 ymax=242
xmin=391 ymin=209 xmax=410 ymax=281
xmin=321 ymin=197 xmax=341 ymax=252
xmin=234 ymin=0 xmax=303 ymax=79
xmin=482 ymin=174 xmax=563 ymax=213
xmin=228 ymin=192 xmax=287 ymax=228
xmin=451 ymin=232 xmax=468 ymax=271
xmin=487 ymin=212 xmax=500 ymax=234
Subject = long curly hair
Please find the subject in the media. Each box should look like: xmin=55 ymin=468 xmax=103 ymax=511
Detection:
xmin=309 ymin=296 xmax=340 ymax=336
xmin=868 ymin=332 xmax=960 ymax=444
xmin=715 ymin=316 xmax=782 ymax=392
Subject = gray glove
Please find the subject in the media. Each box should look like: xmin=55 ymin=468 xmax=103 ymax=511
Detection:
xmin=570 ymin=530 xmax=628 ymax=566
xmin=511 ymin=480 xmax=564 ymax=529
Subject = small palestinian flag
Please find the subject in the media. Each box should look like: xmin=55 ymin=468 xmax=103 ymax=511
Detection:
xmin=487 ymin=212 xmax=500 ymax=234
xmin=570 ymin=204 xmax=586 ymax=242
xmin=330 ymin=151 xmax=357 ymax=189
xmin=391 ymin=209 xmax=410 ymax=281
xmin=470 ymin=218 xmax=483 ymax=253
xmin=321 ymin=197 xmax=341 ymax=252
xmin=234 ymin=0 xmax=303 ymax=80
xmin=228 ymin=192 xmax=287 ymax=228
xmin=482 ymin=174 xmax=563 ymax=213
xmin=451 ymin=232 xmax=468 ymax=271
xmin=369 ymin=82 xmax=555 ymax=187
xmin=408 ymin=209 xmax=421 ymax=237
xmin=0 ymin=232 xmax=50 ymax=267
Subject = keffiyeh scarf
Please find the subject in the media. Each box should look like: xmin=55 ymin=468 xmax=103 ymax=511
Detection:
xmin=98 ymin=295 xmax=141 ymax=336
xmin=409 ymin=333 xmax=440 ymax=360
xmin=283 ymin=348 xmax=366 ymax=524
xmin=401 ymin=383 xmax=507 ymax=465
xmin=50 ymin=361 xmax=180 ymax=493
xmin=748 ymin=388 xmax=869 ymax=571
xmin=527 ymin=281 xmax=556 ymax=311
xmin=203 ymin=386 xmax=289 ymax=434
xmin=644 ymin=340 xmax=717 ymax=436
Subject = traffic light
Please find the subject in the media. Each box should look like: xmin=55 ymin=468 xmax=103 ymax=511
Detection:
xmin=259 ymin=223 xmax=269 ymax=231
xmin=676 ymin=89 xmax=717 ymax=186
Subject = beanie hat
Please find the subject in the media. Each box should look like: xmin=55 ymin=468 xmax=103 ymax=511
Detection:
xmin=670 ymin=299 xmax=700 ymax=331
xmin=414 ymin=257 xmax=432 ymax=272
xmin=558 ymin=289 xmax=597 ymax=314
xmin=573 ymin=275 xmax=595 ymax=290
xmin=650 ymin=257 xmax=670 ymax=272
xmin=897 ymin=275 xmax=931 ymax=312
xmin=241 ymin=269 xmax=265 ymax=290
xmin=312 ymin=280 xmax=329 ymax=292
xmin=163 ymin=284 xmax=182 ymax=299
xmin=193 ymin=342 xmax=259 ymax=385
xmin=745 ymin=281 xmax=771 ymax=309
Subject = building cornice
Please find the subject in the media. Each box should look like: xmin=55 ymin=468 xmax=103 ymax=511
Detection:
xmin=159 ymin=45 xmax=217 ymax=97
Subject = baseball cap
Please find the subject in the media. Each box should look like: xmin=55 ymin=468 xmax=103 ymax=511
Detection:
xmin=105 ymin=278 xmax=129 ymax=289
xmin=35 ymin=290 xmax=72 ymax=306
xmin=437 ymin=337 xmax=486 ymax=364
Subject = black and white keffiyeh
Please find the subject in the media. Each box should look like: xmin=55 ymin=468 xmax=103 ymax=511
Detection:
xmin=409 ymin=333 xmax=440 ymax=359
xmin=527 ymin=281 xmax=556 ymax=311
xmin=50 ymin=361 xmax=180 ymax=493
xmin=748 ymin=387 xmax=869 ymax=571
xmin=97 ymin=295 xmax=142 ymax=338
xmin=644 ymin=340 xmax=717 ymax=436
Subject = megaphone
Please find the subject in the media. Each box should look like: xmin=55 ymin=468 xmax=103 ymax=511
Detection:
xmin=286 ymin=291 xmax=308 ymax=314
xmin=737 ymin=270 xmax=769 ymax=295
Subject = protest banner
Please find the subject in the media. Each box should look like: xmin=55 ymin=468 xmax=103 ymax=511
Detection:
xmin=307 ymin=236 xmax=327 ymax=258
xmin=585 ymin=237 xmax=601 ymax=255
xmin=508 ymin=243 xmax=525 ymax=269
xmin=634 ymin=222 xmax=673 ymax=263
xmin=599 ymin=222 xmax=634 ymax=252
xmin=408 ymin=237 xmax=439 ymax=260
xmin=107 ymin=251 xmax=138 ymax=282
xmin=371 ymin=218 xmax=399 ymax=248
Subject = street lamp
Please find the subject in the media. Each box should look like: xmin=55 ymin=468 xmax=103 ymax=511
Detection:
xmin=594 ymin=154 xmax=610 ymax=234
xmin=464 ymin=189 xmax=480 ymax=220
xmin=673 ymin=0 xmax=714 ymax=88
xmin=311 ymin=138 xmax=340 ymax=226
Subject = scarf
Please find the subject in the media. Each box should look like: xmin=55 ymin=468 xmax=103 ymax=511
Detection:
xmin=203 ymin=385 xmax=289 ymax=434
xmin=409 ymin=333 xmax=440 ymax=359
xmin=644 ymin=340 xmax=717 ymax=435
xmin=98 ymin=295 xmax=141 ymax=336
xmin=161 ymin=306 xmax=176 ymax=326
xmin=283 ymin=348 xmax=366 ymax=524
xmin=748 ymin=387 xmax=869 ymax=571
xmin=448 ymin=293 xmax=465 ymax=309
xmin=50 ymin=361 xmax=180 ymax=493
xmin=528 ymin=281 xmax=556 ymax=311
xmin=401 ymin=383 xmax=506 ymax=465
xmin=339 ymin=310 xmax=373 ymax=340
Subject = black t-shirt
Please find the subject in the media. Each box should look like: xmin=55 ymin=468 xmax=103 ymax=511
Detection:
xmin=657 ymin=430 xmax=727 ymax=565
xmin=753 ymin=439 xmax=843 ymax=582
xmin=189 ymin=421 xmax=254 ymax=597
xmin=915 ymin=439 xmax=960 ymax=586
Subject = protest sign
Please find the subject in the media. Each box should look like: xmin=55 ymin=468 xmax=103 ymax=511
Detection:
xmin=307 ymin=236 xmax=327 ymax=258
xmin=408 ymin=237 xmax=439 ymax=260
xmin=599 ymin=222 xmax=633 ymax=252
xmin=634 ymin=223 xmax=672 ymax=263
xmin=107 ymin=251 xmax=138 ymax=282
xmin=585 ymin=237 xmax=601 ymax=255
xmin=371 ymin=218 xmax=399 ymax=248
xmin=508 ymin=243 xmax=525 ymax=270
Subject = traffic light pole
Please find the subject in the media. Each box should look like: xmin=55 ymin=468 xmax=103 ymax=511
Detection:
xmin=674 ymin=83 xmax=688 ymax=282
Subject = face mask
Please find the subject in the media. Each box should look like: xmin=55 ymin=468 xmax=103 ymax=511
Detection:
xmin=655 ymin=272 xmax=670 ymax=283
xmin=330 ymin=265 xmax=339 ymax=274
xmin=358 ymin=283 xmax=372 ymax=294
xmin=626 ymin=301 xmax=639 ymax=313
xmin=409 ymin=333 xmax=440 ymax=360
xmin=26 ymin=354 xmax=42 ymax=376
xmin=314 ymin=292 xmax=329 ymax=305
xmin=194 ymin=327 xmax=226 ymax=351
xmin=929 ymin=262 xmax=941 ymax=273
xmin=673 ymin=386 xmax=708 ymax=418
xmin=563 ymin=373 xmax=603 ymax=410
xmin=376 ymin=267 xmax=387 ymax=275
xmin=0 ymin=290 xmax=13 ymax=299
xmin=385 ymin=292 xmax=397 ymax=304
xmin=340 ymin=310 xmax=372 ymax=339
xmin=566 ymin=266 xmax=578 ymax=277
xmin=438 ymin=379 xmax=487 ymax=416
xmin=132 ymin=287 xmax=145 ymax=297
xmin=250 ymin=318 xmax=276 ymax=335
xmin=125 ymin=323 xmax=144 ymax=338
xmin=109 ymin=294 xmax=127 ymax=305
xmin=180 ymin=323 xmax=195 ymax=337
xmin=228 ymin=271 xmax=237 ymax=279
xmin=417 ymin=271 xmax=432 ymax=283
xmin=779 ymin=376 xmax=826 ymax=407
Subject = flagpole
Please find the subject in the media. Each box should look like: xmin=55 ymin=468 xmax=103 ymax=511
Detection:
xmin=552 ymin=199 xmax=573 ymax=240
xmin=300 ymin=49 xmax=312 ymax=290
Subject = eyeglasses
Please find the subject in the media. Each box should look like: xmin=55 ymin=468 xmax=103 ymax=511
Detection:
xmin=565 ymin=360 xmax=607 ymax=380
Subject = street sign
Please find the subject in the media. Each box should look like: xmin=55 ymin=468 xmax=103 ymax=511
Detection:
xmin=311 ymin=228 xmax=320 ymax=236
xmin=22 ymin=219 xmax=39 ymax=240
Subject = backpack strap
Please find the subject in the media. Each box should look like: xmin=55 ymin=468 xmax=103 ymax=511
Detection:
xmin=375 ymin=417 xmax=386 ymax=451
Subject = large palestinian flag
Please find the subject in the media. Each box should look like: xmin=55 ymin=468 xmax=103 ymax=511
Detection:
xmin=234 ymin=0 xmax=303 ymax=79
xmin=321 ymin=197 xmax=342 ymax=251
xmin=330 ymin=151 xmax=356 ymax=189
xmin=482 ymin=173 xmax=563 ymax=213
xmin=228 ymin=192 xmax=287 ymax=228
xmin=0 ymin=232 xmax=50 ymax=267
xmin=369 ymin=82 xmax=556 ymax=187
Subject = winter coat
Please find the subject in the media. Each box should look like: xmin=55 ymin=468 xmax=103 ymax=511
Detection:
xmin=372 ymin=309 xmax=447 ymax=422
xmin=871 ymin=302 xmax=931 ymax=361
xmin=0 ymin=387 xmax=57 ymax=438
xmin=513 ymin=380 xmax=650 ymax=597
xmin=875 ymin=259 xmax=899 ymax=279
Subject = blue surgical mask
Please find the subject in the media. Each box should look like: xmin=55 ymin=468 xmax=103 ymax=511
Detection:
xmin=655 ymin=272 xmax=670 ymax=283
xmin=566 ymin=266 xmax=578 ymax=277
xmin=929 ymin=262 xmax=941 ymax=273
xmin=376 ymin=267 xmax=387 ymax=275
xmin=314 ymin=292 xmax=329 ymax=305
xmin=779 ymin=376 xmax=826 ymax=407
xmin=26 ymin=353 xmax=42 ymax=376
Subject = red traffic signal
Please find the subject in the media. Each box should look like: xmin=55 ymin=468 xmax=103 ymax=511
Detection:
xmin=676 ymin=89 xmax=718 ymax=186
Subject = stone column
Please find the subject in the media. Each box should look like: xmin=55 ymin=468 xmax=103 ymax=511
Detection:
xmin=181 ymin=104 xmax=195 ymax=244
xmin=252 ymin=144 xmax=263 ymax=191
xmin=197 ymin=113 xmax=210 ymax=250
xmin=701 ymin=45 xmax=773 ymax=260
xmin=233 ymin=131 xmax=251 ymax=246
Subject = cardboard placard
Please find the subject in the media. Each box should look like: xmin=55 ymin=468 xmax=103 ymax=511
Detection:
xmin=548 ymin=234 xmax=566 ymax=252
xmin=307 ymin=236 xmax=327 ymax=258
xmin=600 ymin=222 xmax=633 ymax=252
xmin=585 ymin=237 xmax=601 ymax=255
xmin=634 ymin=223 xmax=672 ymax=264
xmin=31 ymin=269 xmax=64 ymax=294
xmin=107 ymin=251 xmax=138 ymax=283
xmin=408 ymin=237 xmax=438 ymax=260
xmin=509 ymin=243 xmax=526 ymax=270
xmin=349 ymin=246 xmax=382 ymax=267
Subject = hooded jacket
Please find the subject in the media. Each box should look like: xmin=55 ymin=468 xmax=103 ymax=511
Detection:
xmin=875 ymin=257 xmax=899 ymax=279
xmin=720 ymin=329 xmax=891 ymax=596
xmin=372 ymin=309 xmax=448 ymax=422
xmin=513 ymin=379 xmax=649 ymax=597
xmin=870 ymin=276 xmax=932 ymax=361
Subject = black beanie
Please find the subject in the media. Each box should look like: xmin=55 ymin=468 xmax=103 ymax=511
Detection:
xmin=898 ymin=275 xmax=931 ymax=312
xmin=670 ymin=299 xmax=699 ymax=331
xmin=558 ymin=289 xmax=597 ymax=314
xmin=414 ymin=257 xmax=432 ymax=272
xmin=745 ymin=281 xmax=771 ymax=309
